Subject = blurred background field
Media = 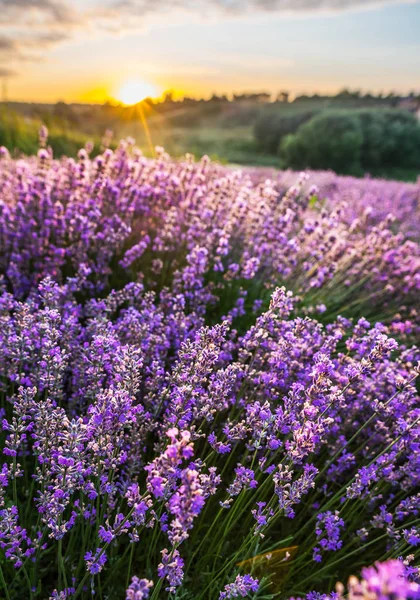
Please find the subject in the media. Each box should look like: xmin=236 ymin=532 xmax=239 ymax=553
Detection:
xmin=2 ymin=88 xmax=420 ymax=181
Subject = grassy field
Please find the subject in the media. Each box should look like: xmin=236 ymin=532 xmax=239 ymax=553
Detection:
xmin=118 ymin=122 xmax=282 ymax=167
xmin=0 ymin=108 xmax=282 ymax=167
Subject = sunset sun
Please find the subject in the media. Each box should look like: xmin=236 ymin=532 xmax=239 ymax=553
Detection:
xmin=116 ymin=79 xmax=159 ymax=105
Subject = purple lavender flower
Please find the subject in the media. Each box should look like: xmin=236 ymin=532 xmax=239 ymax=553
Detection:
xmin=126 ymin=576 xmax=153 ymax=599
xmin=157 ymin=548 xmax=184 ymax=593
xmin=84 ymin=548 xmax=108 ymax=574
xmin=227 ymin=465 xmax=258 ymax=497
xmin=168 ymin=467 xmax=205 ymax=544
xmin=49 ymin=589 xmax=76 ymax=600
xmin=313 ymin=511 xmax=345 ymax=562
xmin=219 ymin=574 xmax=259 ymax=599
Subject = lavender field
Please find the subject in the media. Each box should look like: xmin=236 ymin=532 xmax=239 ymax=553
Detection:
xmin=0 ymin=135 xmax=419 ymax=600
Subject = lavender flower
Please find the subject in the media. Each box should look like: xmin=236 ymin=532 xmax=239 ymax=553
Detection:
xmin=157 ymin=548 xmax=185 ymax=592
xmin=313 ymin=511 xmax=345 ymax=562
xmin=126 ymin=577 xmax=153 ymax=599
xmin=219 ymin=574 xmax=259 ymax=599
xmin=84 ymin=548 xmax=108 ymax=574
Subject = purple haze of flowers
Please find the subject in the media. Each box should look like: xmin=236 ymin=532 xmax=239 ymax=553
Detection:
xmin=289 ymin=560 xmax=420 ymax=599
xmin=348 ymin=560 xmax=420 ymax=599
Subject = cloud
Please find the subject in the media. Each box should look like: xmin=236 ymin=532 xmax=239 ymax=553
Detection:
xmin=97 ymin=0 xmax=420 ymax=19
xmin=209 ymin=0 xmax=419 ymax=13
xmin=0 ymin=0 xmax=418 ymax=72
xmin=222 ymin=54 xmax=295 ymax=70
xmin=19 ymin=31 xmax=72 ymax=50
xmin=0 ymin=0 xmax=78 ymax=26
xmin=0 ymin=67 xmax=16 ymax=77
xmin=66 ymin=0 xmax=420 ymax=41
xmin=0 ymin=36 xmax=18 ymax=52
xmin=142 ymin=64 xmax=221 ymax=76
xmin=0 ymin=0 xmax=75 ymax=71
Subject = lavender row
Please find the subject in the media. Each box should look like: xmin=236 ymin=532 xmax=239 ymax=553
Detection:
xmin=0 ymin=142 xmax=418 ymax=332
xmin=243 ymin=166 xmax=420 ymax=239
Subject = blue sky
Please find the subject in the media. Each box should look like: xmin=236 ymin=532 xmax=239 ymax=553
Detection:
xmin=1 ymin=0 xmax=419 ymax=102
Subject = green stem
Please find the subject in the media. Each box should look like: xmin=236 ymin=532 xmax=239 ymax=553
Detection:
xmin=0 ymin=564 xmax=11 ymax=600
xmin=149 ymin=576 xmax=163 ymax=600
xmin=58 ymin=537 xmax=69 ymax=591
xmin=126 ymin=542 xmax=135 ymax=590
xmin=22 ymin=566 xmax=33 ymax=599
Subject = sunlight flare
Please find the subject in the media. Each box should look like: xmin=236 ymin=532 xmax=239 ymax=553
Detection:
xmin=116 ymin=79 xmax=159 ymax=105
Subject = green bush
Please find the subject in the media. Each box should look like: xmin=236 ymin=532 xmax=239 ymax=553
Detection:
xmin=358 ymin=109 xmax=420 ymax=169
xmin=357 ymin=109 xmax=388 ymax=169
xmin=279 ymin=108 xmax=420 ymax=175
xmin=379 ymin=110 xmax=420 ymax=168
xmin=279 ymin=111 xmax=364 ymax=174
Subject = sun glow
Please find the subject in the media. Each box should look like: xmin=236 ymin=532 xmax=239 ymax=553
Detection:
xmin=116 ymin=80 xmax=159 ymax=105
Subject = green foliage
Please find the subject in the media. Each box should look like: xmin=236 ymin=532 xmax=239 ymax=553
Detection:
xmin=279 ymin=111 xmax=364 ymax=174
xmin=0 ymin=108 xmax=101 ymax=158
xmin=0 ymin=110 xmax=38 ymax=155
xmin=254 ymin=110 xmax=316 ymax=153
xmin=357 ymin=109 xmax=420 ymax=169
xmin=279 ymin=108 xmax=420 ymax=175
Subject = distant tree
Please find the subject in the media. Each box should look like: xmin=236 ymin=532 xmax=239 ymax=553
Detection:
xmin=256 ymin=93 xmax=271 ymax=103
xmin=233 ymin=92 xmax=270 ymax=102
xmin=276 ymin=91 xmax=289 ymax=103
xmin=294 ymin=94 xmax=310 ymax=102
xmin=210 ymin=94 xmax=227 ymax=103
xmin=163 ymin=91 xmax=175 ymax=103
xmin=336 ymin=88 xmax=360 ymax=100
xmin=53 ymin=101 xmax=78 ymax=126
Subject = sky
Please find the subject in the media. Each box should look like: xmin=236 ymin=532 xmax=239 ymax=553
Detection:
xmin=0 ymin=0 xmax=420 ymax=103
